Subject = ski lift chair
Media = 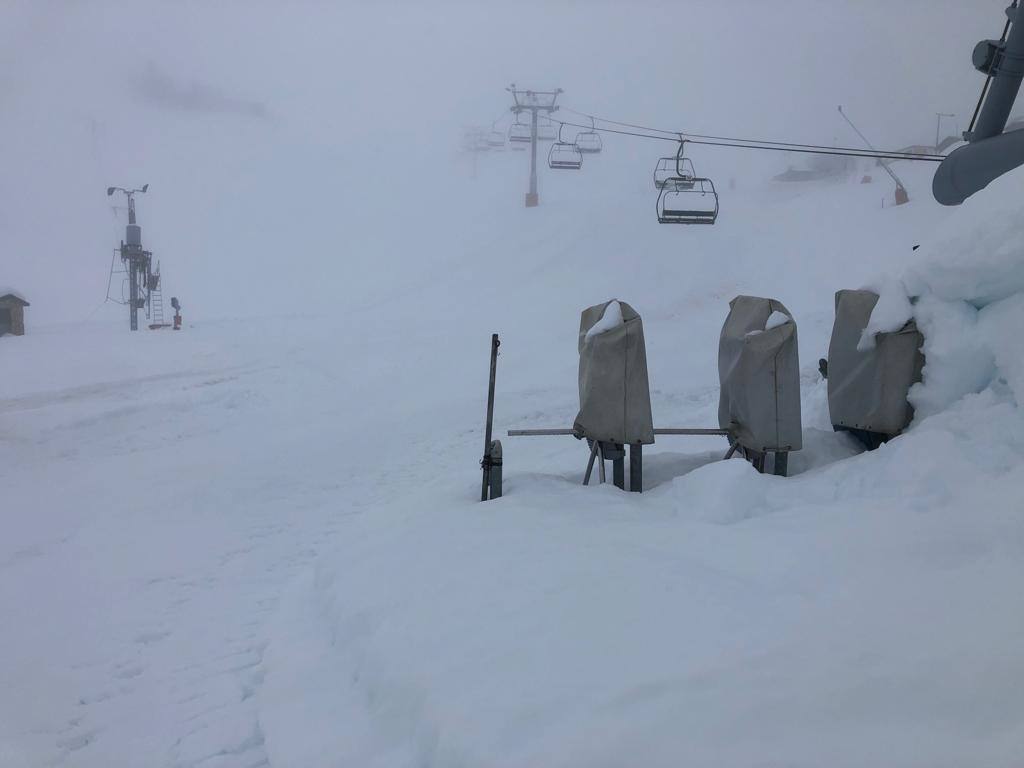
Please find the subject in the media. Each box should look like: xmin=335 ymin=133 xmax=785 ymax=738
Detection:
xmin=657 ymin=177 xmax=719 ymax=224
xmin=509 ymin=121 xmax=532 ymax=143
xmin=575 ymin=117 xmax=603 ymax=153
xmin=488 ymin=128 xmax=506 ymax=148
xmin=548 ymin=123 xmax=583 ymax=170
xmin=576 ymin=131 xmax=603 ymax=154
xmin=537 ymin=116 xmax=557 ymax=141
xmin=654 ymin=157 xmax=695 ymax=189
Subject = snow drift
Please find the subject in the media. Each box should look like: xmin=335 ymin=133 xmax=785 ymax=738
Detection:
xmin=253 ymin=166 xmax=1024 ymax=767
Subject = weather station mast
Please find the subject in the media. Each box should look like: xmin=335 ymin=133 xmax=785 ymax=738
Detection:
xmin=107 ymin=184 xmax=154 ymax=331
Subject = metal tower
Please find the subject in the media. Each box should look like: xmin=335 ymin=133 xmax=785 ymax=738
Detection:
xmin=106 ymin=184 xmax=154 ymax=331
xmin=506 ymin=85 xmax=562 ymax=207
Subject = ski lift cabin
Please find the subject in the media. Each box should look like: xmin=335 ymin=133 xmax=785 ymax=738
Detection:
xmin=657 ymin=177 xmax=719 ymax=224
xmin=487 ymin=128 xmax=506 ymax=148
xmin=654 ymin=157 xmax=695 ymax=189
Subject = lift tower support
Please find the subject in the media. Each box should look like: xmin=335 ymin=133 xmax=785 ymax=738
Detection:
xmin=107 ymin=184 xmax=152 ymax=331
xmin=506 ymin=85 xmax=562 ymax=207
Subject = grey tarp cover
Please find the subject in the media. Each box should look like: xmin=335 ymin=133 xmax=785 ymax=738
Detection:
xmin=718 ymin=295 xmax=802 ymax=452
xmin=827 ymin=289 xmax=924 ymax=436
xmin=572 ymin=300 xmax=655 ymax=445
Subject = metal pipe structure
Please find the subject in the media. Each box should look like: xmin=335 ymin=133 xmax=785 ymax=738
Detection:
xmin=970 ymin=5 xmax=1024 ymax=142
xmin=934 ymin=2 xmax=1024 ymax=204
xmin=507 ymin=427 xmax=731 ymax=437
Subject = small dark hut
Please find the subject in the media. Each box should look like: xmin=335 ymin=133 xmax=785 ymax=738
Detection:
xmin=0 ymin=291 xmax=29 ymax=336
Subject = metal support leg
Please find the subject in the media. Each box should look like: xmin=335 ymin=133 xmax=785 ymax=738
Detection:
xmin=629 ymin=443 xmax=643 ymax=492
xmin=488 ymin=440 xmax=503 ymax=498
xmin=751 ymin=450 xmax=766 ymax=474
xmin=598 ymin=443 xmax=607 ymax=484
xmin=583 ymin=440 xmax=599 ymax=485
xmin=596 ymin=442 xmax=625 ymax=490
xmin=773 ymin=451 xmax=788 ymax=478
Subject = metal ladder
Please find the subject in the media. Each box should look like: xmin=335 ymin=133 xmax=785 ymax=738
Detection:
xmin=150 ymin=276 xmax=164 ymax=326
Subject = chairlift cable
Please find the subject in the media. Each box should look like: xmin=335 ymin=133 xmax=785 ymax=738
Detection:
xmin=558 ymin=106 xmax=944 ymax=159
xmin=550 ymin=117 xmax=945 ymax=161
xmin=685 ymin=136 xmax=944 ymax=162
xmin=559 ymin=106 xmax=678 ymax=137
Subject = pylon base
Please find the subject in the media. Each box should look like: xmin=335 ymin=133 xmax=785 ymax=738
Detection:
xmin=525 ymin=192 xmax=539 ymax=207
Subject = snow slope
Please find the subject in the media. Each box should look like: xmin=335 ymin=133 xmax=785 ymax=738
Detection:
xmin=3 ymin=143 xmax=1023 ymax=767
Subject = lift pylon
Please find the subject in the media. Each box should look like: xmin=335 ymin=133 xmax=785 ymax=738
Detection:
xmin=506 ymin=84 xmax=562 ymax=207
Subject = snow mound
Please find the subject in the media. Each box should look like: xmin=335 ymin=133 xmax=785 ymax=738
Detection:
xmin=897 ymin=168 xmax=1024 ymax=417
xmin=857 ymin=276 xmax=913 ymax=350
xmin=254 ymin=167 xmax=1024 ymax=767
xmin=584 ymin=299 xmax=624 ymax=341
xmin=745 ymin=310 xmax=790 ymax=337
xmin=905 ymin=168 xmax=1024 ymax=307
xmin=764 ymin=309 xmax=791 ymax=330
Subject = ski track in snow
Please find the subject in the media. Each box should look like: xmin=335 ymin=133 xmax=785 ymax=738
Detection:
xmin=0 ymin=340 xmax=402 ymax=766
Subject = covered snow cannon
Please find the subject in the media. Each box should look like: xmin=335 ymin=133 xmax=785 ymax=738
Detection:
xmin=826 ymin=289 xmax=924 ymax=449
xmin=572 ymin=299 xmax=655 ymax=447
xmin=718 ymin=295 xmax=802 ymax=474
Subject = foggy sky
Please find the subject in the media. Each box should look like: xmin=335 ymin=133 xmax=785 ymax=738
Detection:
xmin=0 ymin=0 xmax=1008 ymax=324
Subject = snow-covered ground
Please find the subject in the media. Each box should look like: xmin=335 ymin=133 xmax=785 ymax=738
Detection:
xmin=3 ymin=142 xmax=1024 ymax=767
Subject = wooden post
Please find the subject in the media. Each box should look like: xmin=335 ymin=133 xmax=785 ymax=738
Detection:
xmin=481 ymin=334 xmax=500 ymax=501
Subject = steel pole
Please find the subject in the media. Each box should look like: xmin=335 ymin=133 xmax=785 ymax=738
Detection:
xmin=526 ymin=109 xmax=539 ymax=207
xmin=481 ymin=334 xmax=500 ymax=501
xmin=838 ymin=105 xmax=907 ymax=200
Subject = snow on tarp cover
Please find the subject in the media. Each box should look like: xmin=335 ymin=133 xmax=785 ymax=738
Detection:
xmin=828 ymin=289 xmax=924 ymax=437
xmin=573 ymin=299 xmax=654 ymax=445
xmin=718 ymin=295 xmax=802 ymax=452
